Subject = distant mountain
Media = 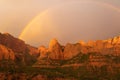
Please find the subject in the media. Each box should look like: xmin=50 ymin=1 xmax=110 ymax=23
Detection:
xmin=0 ymin=32 xmax=120 ymax=66
xmin=0 ymin=32 xmax=120 ymax=80
xmin=37 ymin=36 xmax=120 ymax=59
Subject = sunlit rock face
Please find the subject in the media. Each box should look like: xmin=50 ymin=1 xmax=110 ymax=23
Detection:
xmin=38 ymin=39 xmax=64 ymax=60
xmin=111 ymin=36 xmax=120 ymax=44
xmin=56 ymin=36 xmax=120 ymax=60
xmin=48 ymin=39 xmax=64 ymax=60
xmin=0 ymin=44 xmax=15 ymax=60
xmin=0 ymin=33 xmax=27 ymax=53
xmin=0 ymin=32 xmax=39 ymax=56
xmin=79 ymin=36 xmax=120 ymax=55
xmin=38 ymin=46 xmax=48 ymax=59
xmin=0 ymin=33 xmax=38 ymax=65
xmin=38 ymin=36 xmax=120 ymax=60
xmin=27 ymin=45 xmax=39 ymax=56
xmin=63 ymin=43 xmax=81 ymax=59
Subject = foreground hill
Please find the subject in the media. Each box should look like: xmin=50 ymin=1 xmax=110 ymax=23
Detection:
xmin=0 ymin=33 xmax=39 ymax=66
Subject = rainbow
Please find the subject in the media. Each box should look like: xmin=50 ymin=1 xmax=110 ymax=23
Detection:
xmin=19 ymin=0 xmax=120 ymax=40
xmin=19 ymin=10 xmax=49 ymax=39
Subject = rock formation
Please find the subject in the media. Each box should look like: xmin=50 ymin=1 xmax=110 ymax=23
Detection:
xmin=38 ymin=36 xmax=120 ymax=60
xmin=0 ymin=32 xmax=120 ymax=67
xmin=0 ymin=33 xmax=27 ymax=53
xmin=48 ymin=39 xmax=64 ymax=60
xmin=0 ymin=32 xmax=39 ymax=65
xmin=0 ymin=44 xmax=15 ymax=60
xmin=27 ymin=45 xmax=39 ymax=57
xmin=38 ymin=46 xmax=48 ymax=59
xmin=0 ymin=32 xmax=120 ymax=79
xmin=63 ymin=43 xmax=81 ymax=59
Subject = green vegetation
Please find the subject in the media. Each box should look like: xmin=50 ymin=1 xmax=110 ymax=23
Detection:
xmin=0 ymin=65 xmax=120 ymax=80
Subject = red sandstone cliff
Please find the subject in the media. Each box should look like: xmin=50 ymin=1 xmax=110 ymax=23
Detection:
xmin=0 ymin=44 xmax=15 ymax=60
xmin=0 ymin=33 xmax=38 ymax=65
xmin=38 ymin=36 xmax=120 ymax=60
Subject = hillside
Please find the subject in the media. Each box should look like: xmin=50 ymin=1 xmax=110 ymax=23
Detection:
xmin=0 ymin=32 xmax=120 ymax=80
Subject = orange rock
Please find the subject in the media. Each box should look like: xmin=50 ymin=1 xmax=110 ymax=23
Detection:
xmin=63 ymin=43 xmax=81 ymax=59
xmin=48 ymin=39 xmax=64 ymax=60
xmin=0 ymin=44 xmax=15 ymax=60
xmin=37 ymin=36 xmax=120 ymax=61
xmin=38 ymin=46 xmax=48 ymax=59
xmin=0 ymin=33 xmax=27 ymax=53
xmin=27 ymin=45 xmax=39 ymax=56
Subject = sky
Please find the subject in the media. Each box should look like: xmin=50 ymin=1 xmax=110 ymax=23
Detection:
xmin=0 ymin=0 xmax=120 ymax=46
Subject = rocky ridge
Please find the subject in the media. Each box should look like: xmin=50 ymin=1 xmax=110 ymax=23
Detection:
xmin=37 ymin=36 xmax=120 ymax=60
xmin=0 ymin=33 xmax=39 ymax=66
xmin=0 ymin=32 xmax=120 ymax=80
